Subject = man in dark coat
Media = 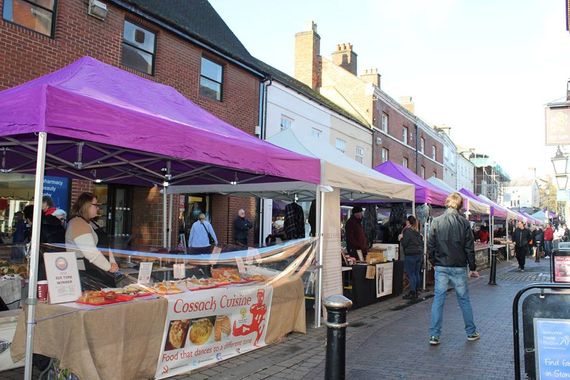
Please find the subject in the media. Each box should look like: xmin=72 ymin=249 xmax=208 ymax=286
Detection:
xmin=345 ymin=206 xmax=368 ymax=260
xmin=233 ymin=209 xmax=253 ymax=246
xmin=513 ymin=221 xmax=531 ymax=271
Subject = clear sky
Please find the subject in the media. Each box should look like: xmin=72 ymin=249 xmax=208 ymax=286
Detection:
xmin=210 ymin=0 xmax=570 ymax=180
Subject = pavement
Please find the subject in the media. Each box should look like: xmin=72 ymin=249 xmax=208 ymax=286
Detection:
xmin=2 ymin=256 xmax=552 ymax=379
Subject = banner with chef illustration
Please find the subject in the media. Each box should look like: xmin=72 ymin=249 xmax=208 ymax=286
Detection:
xmin=155 ymin=284 xmax=274 ymax=379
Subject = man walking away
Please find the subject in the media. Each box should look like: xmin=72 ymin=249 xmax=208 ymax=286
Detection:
xmin=428 ymin=192 xmax=480 ymax=346
xmin=513 ymin=222 xmax=531 ymax=271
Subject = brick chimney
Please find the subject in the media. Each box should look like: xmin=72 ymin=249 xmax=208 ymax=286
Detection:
xmin=360 ymin=68 xmax=381 ymax=88
xmin=295 ymin=21 xmax=321 ymax=90
xmin=331 ymin=43 xmax=357 ymax=76
xmin=399 ymin=96 xmax=415 ymax=114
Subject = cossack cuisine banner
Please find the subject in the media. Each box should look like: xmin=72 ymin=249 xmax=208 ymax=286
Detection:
xmin=156 ymin=284 xmax=273 ymax=378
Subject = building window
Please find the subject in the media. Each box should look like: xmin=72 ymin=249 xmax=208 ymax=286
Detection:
xmin=381 ymin=148 xmax=389 ymax=163
xmin=355 ymin=146 xmax=365 ymax=163
xmin=381 ymin=113 xmax=388 ymax=133
xmin=200 ymin=57 xmax=223 ymax=101
xmin=433 ymin=170 xmax=437 ymax=178
xmin=122 ymin=20 xmax=156 ymax=75
xmin=280 ymin=116 xmax=293 ymax=131
xmin=335 ymin=138 xmax=346 ymax=153
xmin=403 ymin=127 xmax=409 ymax=145
xmin=402 ymin=157 xmax=409 ymax=168
xmin=421 ymin=166 xmax=426 ymax=179
xmin=432 ymin=145 xmax=437 ymax=160
xmin=311 ymin=128 xmax=322 ymax=138
xmin=420 ymin=137 xmax=425 ymax=154
xmin=3 ymin=0 xmax=56 ymax=37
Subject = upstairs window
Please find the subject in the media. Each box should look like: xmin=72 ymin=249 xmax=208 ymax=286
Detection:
xmin=335 ymin=138 xmax=346 ymax=153
xmin=420 ymin=137 xmax=425 ymax=153
xmin=432 ymin=145 xmax=437 ymax=160
xmin=3 ymin=0 xmax=56 ymax=37
xmin=402 ymin=157 xmax=409 ymax=168
xmin=311 ymin=128 xmax=322 ymax=138
xmin=122 ymin=20 xmax=156 ymax=75
xmin=421 ymin=166 xmax=426 ymax=179
xmin=381 ymin=113 xmax=388 ymax=133
xmin=280 ymin=116 xmax=293 ymax=131
xmin=381 ymin=148 xmax=389 ymax=163
xmin=355 ymin=146 xmax=364 ymax=163
xmin=403 ymin=127 xmax=409 ymax=145
xmin=200 ymin=57 xmax=223 ymax=101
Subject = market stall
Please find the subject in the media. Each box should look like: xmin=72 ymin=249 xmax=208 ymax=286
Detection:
xmin=0 ymin=57 xmax=323 ymax=379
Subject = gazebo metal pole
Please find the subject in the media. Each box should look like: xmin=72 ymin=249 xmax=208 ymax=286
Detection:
xmin=163 ymin=185 xmax=168 ymax=248
xmin=315 ymin=188 xmax=324 ymax=328
xmin=168 ymin=194 xmax=173 ymax=248
xmin=24 ymin=132 xmax=48 ymax=380
xmin=488 ymin=214 xmax=492 ymax=264
xmin=412 ymin=202 xmax=416 ymax=217
xmin=506 ymin=215 xmax=510 ymax=261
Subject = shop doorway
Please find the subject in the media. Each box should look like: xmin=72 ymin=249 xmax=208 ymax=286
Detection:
xmin=181 ymin=194 xmax=211 ymax=236
xmin=93 ymin=184 xmax=133 ymax=248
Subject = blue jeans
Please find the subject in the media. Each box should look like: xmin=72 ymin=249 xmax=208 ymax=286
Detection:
xmin=404 ymin=255 xmax=422 ymax=292
xmin=429 ymin=266 xmax=476 ymax=337
xmin=544 ymin=240 xmax=553 ymax=255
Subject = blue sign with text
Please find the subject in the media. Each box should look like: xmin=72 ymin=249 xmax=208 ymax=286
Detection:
xmin=43 ymin=176 xmax=70 ymax=213
xmin=535 ymin=318 xmax=570 ymax=379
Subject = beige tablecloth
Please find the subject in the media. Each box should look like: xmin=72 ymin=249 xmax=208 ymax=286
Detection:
xmin=11 ymin=278 xmax=306 ymax=380
xmin=12 ymin=297 xmax=168 ymax=380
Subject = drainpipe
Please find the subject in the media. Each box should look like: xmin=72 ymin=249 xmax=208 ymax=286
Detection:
xmin=257 ymin=76 xmax=272 ymax=244
xmin=414 ymin=124 xmax=419 ymax=175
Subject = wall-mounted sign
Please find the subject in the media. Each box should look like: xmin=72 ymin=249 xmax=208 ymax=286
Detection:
xmin=43 ymin=176 xmax=70 ymax=213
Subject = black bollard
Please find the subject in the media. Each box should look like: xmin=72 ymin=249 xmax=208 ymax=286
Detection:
xmin=535 ymin=245 xmax=540 ymax=263
xmin=488 ymin=250 xmax=497 ymax=285
xmin=324 ymin=295 xmax=352 ymax=380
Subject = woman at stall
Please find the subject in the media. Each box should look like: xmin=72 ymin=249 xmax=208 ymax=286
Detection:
xmin=66 ymin=192 xmax=118 ymax=289
xmin=400 ymin=216 xmax=423 ymax=300
xmin=188 ymin=213 xmax=218 ymax=254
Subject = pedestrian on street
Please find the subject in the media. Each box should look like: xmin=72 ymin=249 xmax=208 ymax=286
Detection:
xmin=188 ymin=213 xmax=218 ymax=254
xmin=233 ymin=209 xmax=253 ymax=247
xmin=544 ymin=223 xmax=554 ymax=259
xmin=534 ymin=227 xmax=544 ymax=260
xmin=399 ymin=215 xmax=423 ymax=300
xmin=513 ymin=221 xmax=531 ymax=271
xmin=427 ymin=192 xmax=480 ymax=346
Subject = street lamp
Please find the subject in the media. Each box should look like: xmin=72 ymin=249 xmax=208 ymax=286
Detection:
xmin=556 ymin=175 xmax=569 ymax=190
xmin=552 ymin=146 xmax=570 ymax=190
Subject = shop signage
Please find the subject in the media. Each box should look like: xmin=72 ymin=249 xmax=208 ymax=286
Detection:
xmin=44 ymin=251 xmax=81 ymax=304
xmin=155 ymin=285 xmax=273 ymax=379
xmin=376 ymin=262 xmax=394 ymax=298
xmin=534 ymin=318 xmax=570 ymax=379
xmin=43 ymin=176 xmax=70 ymax=213
xmin=546 ymin=105 xmax=570 ymax=146
xmin=554 ymin=256 xmax=570 ymax=283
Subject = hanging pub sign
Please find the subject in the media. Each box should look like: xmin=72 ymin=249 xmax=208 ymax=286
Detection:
xmin=545 ymin=104 xmax=570 ymax=146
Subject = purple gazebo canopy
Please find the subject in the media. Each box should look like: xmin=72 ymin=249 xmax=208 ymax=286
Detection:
xmin=374 ymin=161 xmax=448 ymax=206
xmin=0 ymin=57 xmax=320 ymax=186
xmin=459 ymin=189 xmax=509 ymax=219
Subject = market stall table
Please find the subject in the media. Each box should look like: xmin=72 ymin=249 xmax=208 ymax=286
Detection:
xmin=345 ymin=262 xmax=404 ymax=309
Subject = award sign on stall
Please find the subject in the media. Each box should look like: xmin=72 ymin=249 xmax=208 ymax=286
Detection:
xmin=534 ymin=318 xmax=570 ymax=379
xmin=44 ymin=251 xmax=81 ymax=304
xmin=156 ymin=284 xmax=273 ymax=379
xmin=554 ymin=256 xmax=570 ymax=283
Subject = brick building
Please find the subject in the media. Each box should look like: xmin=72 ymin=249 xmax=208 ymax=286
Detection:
xmin=0 ymin=0 xmax=263 ymax=247
xmin=294 ymin=23 xmax=444 ymax=178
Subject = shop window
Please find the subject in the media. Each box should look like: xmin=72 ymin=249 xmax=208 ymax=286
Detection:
xmin=355 ymin=146 xmax=364 ymax=164
xmin=280 ymin=116 xmax=293 ymax=131
xmin=402 ymin=127 xmax=409 ymax=145
xmin=402 ymin=157 xmax=409 ymax=168
xmin=421 ymin=166 xmax=425 ymax=179
xmin=311 ymin=128 xmax=322 ymax=138
xmin=420 ymin=137 xmax=425 ymax=154
xmin=381 ymin=148 xmax=389 ymax=163
xmin=335 ymin=138 xmax=346 ymax=153
xmin=3 ymin=0 xmax=56 ymax=37
xmin=381 ymin=112 xmax=388 ymax=133
xmin=200 ymin=57 xmax=223 ymax=101
xmin=122 ymin=20 xmax=156 ymax=75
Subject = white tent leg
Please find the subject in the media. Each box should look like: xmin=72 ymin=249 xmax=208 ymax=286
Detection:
xmin=163 ymin=186 xmax=168 ymax=248
xmin=24 ymin=132 xmax=47 ymax=380
xmin=423 ymin=221 xmax=428 ymax=291
xmin=488 ymin=215 xmax=492 ymax=265
xmin=314 ymin=189 xmax=324 ymax=328
xmin=506 ymin=216 xmax=509 ymax=261
xmin=412 ymin=202 xmax=416 ymax=217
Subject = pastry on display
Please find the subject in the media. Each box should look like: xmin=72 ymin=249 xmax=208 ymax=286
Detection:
xmin=211 ymin=268 xmax=241 ymax=282
xmin=168 ymin=320 xmax=190 ymax=349
xmin=214 ymin=315 xmax=231 ymax=341
xmin=189 ymin=318 xmax=213 ymax=345
xmin=151 ymin=281 xmax=183 ymax=295
xmin=115 ymin=284 xmax=152 ymax=297
xmin=77 ymin=291 xmax=108 ymax=305
xmin=246 ymin=274 xmax=268 ymax=282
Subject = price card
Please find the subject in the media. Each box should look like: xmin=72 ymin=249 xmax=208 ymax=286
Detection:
xmin=235 ymin=257 xmax=246 ymax=274
xmin=138 ymin=262 xmax=153 ymax=284
xmin=173 ymin=263 xmax=185 ymax=279
xmin=210 ymin=246 xmax=222 ymax=264
xmin=247 ymin=247 xmax=262 ymax=264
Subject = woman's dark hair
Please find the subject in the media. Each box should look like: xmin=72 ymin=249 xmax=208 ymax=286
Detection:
xmin=70 ymin=192 xmax=96 ymax=220
xmin=42 ymin=195 xmax=55 ymax=208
